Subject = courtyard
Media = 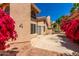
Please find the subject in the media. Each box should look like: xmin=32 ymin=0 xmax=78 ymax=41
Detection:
xmin=31 ymin=33 xmax=79 ymax=55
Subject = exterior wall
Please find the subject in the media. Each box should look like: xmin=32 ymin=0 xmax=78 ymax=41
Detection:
xmin=30 ymin=19 xmax=47 ymax=36
xmin=37 ymin=21 xmax=45 ymax=26
xmin=37 ymin=21 xmax=46 ymax=34
xmin=7 ymin=3 xmax=31 ymax=55
xmin=10 ymin=3 xmax=31 ymax=42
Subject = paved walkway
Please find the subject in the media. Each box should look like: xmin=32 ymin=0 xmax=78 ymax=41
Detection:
xmin=1 ymin=33 xmax=79 ymax=56
xmin=31 ymin=33 xmax=79 ymax=54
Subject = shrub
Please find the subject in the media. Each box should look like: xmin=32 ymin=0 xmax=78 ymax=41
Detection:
xmin=60 ymin=19 xmax=79 ymax=43
xmin=0 ymin=8 xmax=17 ymax=50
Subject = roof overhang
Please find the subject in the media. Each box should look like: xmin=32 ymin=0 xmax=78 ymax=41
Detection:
xmin=36 ymin=16 xmax=47 ymax=22
xmin=31 ymin=3 xmax=40 ymax=14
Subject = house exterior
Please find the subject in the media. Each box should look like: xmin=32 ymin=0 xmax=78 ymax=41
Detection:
xmin=0 ymin=3 xmax=52 ymax=55
xmin=31 ymin=4 xmax=52 ymax=38
xmin=36 ymin=16 xmax=48 ymax=35
xmin=31 ymin=3 xmax=40 ymax=38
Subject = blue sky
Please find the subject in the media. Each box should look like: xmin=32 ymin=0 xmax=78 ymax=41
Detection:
xmin=35 ymin=3 xmax=73 ymax=21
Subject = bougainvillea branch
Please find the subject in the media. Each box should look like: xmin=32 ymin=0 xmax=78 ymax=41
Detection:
xmin=0 ymin=8 xmax=17 ymax=50
xmin=60 ymin=18 xmax=79 ymax=43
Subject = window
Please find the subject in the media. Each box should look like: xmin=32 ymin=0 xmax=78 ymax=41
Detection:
xmin=43 ymin=26 xmax=45 ymax=32
xmin=31 ymin=24 xmax=36 ymax=34
xmin=4 ymin=5 xmax=10 ymax=15
xmin=37 ymin=26 xmax=41 ymax=35
xmin=31 ymin=10 xmax=36 ymax=19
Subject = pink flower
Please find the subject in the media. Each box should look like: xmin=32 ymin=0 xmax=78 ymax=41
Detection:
xmin=61 ymin=18 xmax=79 ymax=43
xmin=0 ymin=8 xmax=17 ymax=50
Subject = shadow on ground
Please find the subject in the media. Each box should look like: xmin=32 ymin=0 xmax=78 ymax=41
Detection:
xmin=57 ymin=34 xmax=79 ymax=53
xmin=0 ymin=47 xmax=19 ymax=56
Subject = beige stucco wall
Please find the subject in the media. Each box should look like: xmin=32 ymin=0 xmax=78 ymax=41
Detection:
xmin=37 ymin=21 xmax=46 ymax=34
xmin=31 ymin=18 xmax=37 ymax=25
xmin=10 ymin=3 xmax=31 ymax=42
xmin=37 ymin=21 xmax=45 ymax=26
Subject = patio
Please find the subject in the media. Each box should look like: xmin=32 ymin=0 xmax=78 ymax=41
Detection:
xmin=31 ymin=33 xmax=79 ymax=55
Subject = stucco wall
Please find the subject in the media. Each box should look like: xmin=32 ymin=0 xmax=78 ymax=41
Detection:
xmin=37 ymin=21 xmax=46 ymax=34
xmin=10 ymin=3 xmax=31 ymax=42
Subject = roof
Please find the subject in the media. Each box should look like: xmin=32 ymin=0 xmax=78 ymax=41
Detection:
xmin=31 ymin=3 xmax=40 ymax=14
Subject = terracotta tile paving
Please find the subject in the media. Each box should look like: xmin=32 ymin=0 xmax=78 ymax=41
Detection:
xmin=0 ymin=42 xmax=64 ymax=56
xmin=28 ymin=47 xmax=64 ymax=56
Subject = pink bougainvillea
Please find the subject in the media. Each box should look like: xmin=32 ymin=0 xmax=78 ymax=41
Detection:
xmin=0 ymin=8 xmax=17 ymax=50
xmin=61 ymin=18 xmax=79 ymax=43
